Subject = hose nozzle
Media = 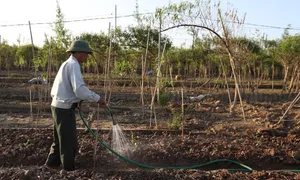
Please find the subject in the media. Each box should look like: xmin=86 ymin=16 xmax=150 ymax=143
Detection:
xmin=107 ymin=106 xmax=117 ymax=125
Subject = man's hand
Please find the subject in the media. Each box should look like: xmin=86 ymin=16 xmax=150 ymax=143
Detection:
xmin=97 ymin=98 xmax=107 ymax=107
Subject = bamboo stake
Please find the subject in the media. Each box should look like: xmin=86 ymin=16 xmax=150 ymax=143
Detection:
xmin=28 ymin=21 xmax=35 ymax=75
xmin=220 ymin=59 xmax=232 ymax=109
xmin=141 ymin=28 xmax=150 ymax=120
xmin=47 ymin=38 xmax=52 ymax=101
xmin=181 ymin=87 xmax=184 ymax=138
xmin=105 ymin=22 xmax=112 ymax=105
xmin=156 ymin=14 xmax=162 ymax=103
xmin=276 ymin=92 xmax=300 ymax=126
xmin=29 ymin=89 xmax=33 ymax=122
xmin=169 ymin=67 xmax=174 ymax=91
xmin=141 ymin=54 xmax=145 ymax=119
xmin=150 ymin=86 xmax=157 ymax=128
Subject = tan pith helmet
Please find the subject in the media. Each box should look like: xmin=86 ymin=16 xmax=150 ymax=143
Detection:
xmin=66 ymin=40 xmax=93 ymax=54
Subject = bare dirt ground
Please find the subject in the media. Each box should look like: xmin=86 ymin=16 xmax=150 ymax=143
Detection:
xmin=1 ymin=72 xmax=300 ymax=179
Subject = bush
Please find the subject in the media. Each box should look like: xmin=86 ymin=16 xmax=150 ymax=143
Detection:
xmin=168 ymin=109 xmax=182 ymax=130
xmin=159 ymin=92 xmax=169 ymax=106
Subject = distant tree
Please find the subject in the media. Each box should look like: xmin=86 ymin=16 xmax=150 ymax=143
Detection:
xmin=51 ymin=0 xmax=71 ymax=70
xmin=263 ymin=39 xmax=281 ymax=84
xmin=0 ymin=41 xmax=17 ymax=72
xmin=76 ymin=32 xmax=116 ymax=73
xmin=15 ymin=44 xmax=39 ymax=70
xmin=119 ymin=26 xmax=172 ymax=55
xmin=137 ymin=0 xmax=247 ymax=119
xmin=276 ymin=33 xmax=300 ymax=92
xmin=52 ymin=0 xmax=71 ymax=49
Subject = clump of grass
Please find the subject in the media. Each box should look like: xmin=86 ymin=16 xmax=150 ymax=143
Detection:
xmin=159 ymin=92 xmax=169 ymax=107
xmin=168 ymin=108 xmax=183 ymax=130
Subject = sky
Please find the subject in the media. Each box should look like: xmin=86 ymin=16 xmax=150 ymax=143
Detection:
xmin=1 ymin=0 xmax=300 ymax=47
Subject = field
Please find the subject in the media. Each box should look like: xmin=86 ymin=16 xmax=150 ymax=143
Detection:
xmin=1 ymin=71 xmax=300 ymax=179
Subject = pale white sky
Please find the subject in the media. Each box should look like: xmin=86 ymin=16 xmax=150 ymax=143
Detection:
xmin=1 ymin=0 xmax=300 ymax=47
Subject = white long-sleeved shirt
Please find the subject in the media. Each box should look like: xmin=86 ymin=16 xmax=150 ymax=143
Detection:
xmin=51 ymin=55 xmax=100 ymax=109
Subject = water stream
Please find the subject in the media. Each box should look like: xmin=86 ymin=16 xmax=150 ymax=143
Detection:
xmin=112 ymin=124 xmax=131 ymax=157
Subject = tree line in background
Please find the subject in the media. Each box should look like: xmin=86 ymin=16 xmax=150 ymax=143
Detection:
xmin=0 ymin=0 xmax=300 ymax=93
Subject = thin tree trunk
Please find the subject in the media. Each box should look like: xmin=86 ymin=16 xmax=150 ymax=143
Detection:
xmin=288 ymin=64 xmax=299 ymax=93
xmin=219 ymin=11 xmax=246 ymax=120
xmin=282 ymin=64 xmax=289 ymax=93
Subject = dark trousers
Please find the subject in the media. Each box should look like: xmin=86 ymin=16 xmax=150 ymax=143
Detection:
xmin=45 ymin=105 xmax=78 ymax=171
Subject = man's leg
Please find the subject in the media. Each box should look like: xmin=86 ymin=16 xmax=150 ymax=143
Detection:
xmin=56 ymin=107 xmax=78 ymax=171
xmin=45 ymin=106 xmax=62 ymax=167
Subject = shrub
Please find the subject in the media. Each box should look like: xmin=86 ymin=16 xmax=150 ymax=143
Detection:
xmin=159 ymin=92 xmax=169 ymax=106
xmin=168 ymin=109 xmax=182 ymax=130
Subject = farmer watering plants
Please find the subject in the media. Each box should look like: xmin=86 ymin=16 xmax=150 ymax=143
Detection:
xmin=45 ymin=40 xmax=106 ymax=171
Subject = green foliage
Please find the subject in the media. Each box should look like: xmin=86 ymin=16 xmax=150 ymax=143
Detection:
xmin=32 ymin=56 xmax=42 ymax=71
xmin=168 ymin=109 xmax=182 ymax=130
xmin=113 ymin=58 xmax=135 ymax=76
xmin=52 ymin=1 xmax=71 ymax=49
xmin=17 ymin=56 xmax=26 ymax=69
xmin=51 ymin=44 xmax=69 ymax=69
xmin=277 ymin=34 xmax=300 ymax=66
xmin=76 ymin=32 xmax=114 ymax=52
xmin=158 ymin=92 xmax=169 ymax=106
xmin=77 ymin=32 xmax=121 ymax=73
xmin=15 ymin=44 xmax=40 ymax=70
xmin=0 ymin=42 xmax=17 ymax=70
xmin=15 ymin=45 xmax=34 ymax=60
xmin=44 ymin=0 xmax=71 ymax=70
xmin=119 ymin=26 xmax=172 ymax=55
xmin=234 ymin=37 xmax=262 ymax=54
xmin=82 ymin=58 xmax=98 ymax=73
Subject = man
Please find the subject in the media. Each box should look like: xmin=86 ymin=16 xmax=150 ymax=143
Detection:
xmin=45 ymin=40 xmax=106 ymax=171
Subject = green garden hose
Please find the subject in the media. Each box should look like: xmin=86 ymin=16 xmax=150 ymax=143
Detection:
xmin=78 ymin=109 xmax=253 ymax=172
